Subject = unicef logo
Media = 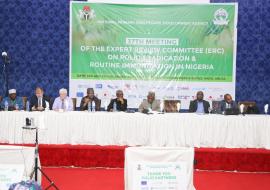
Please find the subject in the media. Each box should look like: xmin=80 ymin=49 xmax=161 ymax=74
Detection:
xmin=213 ymin=8 xmax=229 ymax=25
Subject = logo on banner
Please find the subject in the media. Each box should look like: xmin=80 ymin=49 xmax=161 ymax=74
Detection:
xmin=213 ymin=8 xmax=229 ymax=25
xmin=79 ymin=6 xmax=95 ymax=20
xmin=95 ymin=84 xmax=103 ymax=89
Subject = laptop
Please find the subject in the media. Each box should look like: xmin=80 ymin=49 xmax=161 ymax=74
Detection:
xmin=224 ymin=108 xmax=239 ymax=115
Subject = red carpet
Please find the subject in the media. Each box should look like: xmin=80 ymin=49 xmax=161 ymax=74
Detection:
xmin=1 ymin=143 xmax=270 ymax=172
xmin=42 ymin=167 xmax=270 ymax=190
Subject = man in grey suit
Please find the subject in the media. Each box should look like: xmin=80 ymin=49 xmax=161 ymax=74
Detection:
xmin=220 ymin=94 xmax=238 ymax=112
xmin=139 ymin=91 xmax=160 ymax=113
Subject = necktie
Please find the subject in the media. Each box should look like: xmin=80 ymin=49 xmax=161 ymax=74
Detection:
xmin=61 ymin=100 xmax=65 ymax=109
xmin=38 ymin=98 xmax=41 ymax=107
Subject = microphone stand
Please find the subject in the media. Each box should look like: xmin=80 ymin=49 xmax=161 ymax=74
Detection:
xmin=22 ymin=126 xmax=59 ymax=190
xmin=2 ymin=55 xmax=9 ymax=96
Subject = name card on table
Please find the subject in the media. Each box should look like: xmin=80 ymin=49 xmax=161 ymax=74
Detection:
xmin=132 ymin=162 xmax=187 ymax=190
xmin=0 ymin=164 xmax=24 ymax=190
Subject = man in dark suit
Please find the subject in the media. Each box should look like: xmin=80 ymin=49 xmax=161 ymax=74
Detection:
xmin=189 ymin=91 xmax=210 ymax=113
xmin=220 ymin=94 xmax=238 ymax=112
xmin=80 ymin=88 xmax=101 ymax=111
xmin=30 ymin=87 xmax=51 ymax=111
xmin=107 ymin=90 xmax=127 ymax=111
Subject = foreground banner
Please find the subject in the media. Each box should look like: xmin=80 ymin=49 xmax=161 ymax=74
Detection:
xmin=70 ymin=2 xmax=238 ymax=108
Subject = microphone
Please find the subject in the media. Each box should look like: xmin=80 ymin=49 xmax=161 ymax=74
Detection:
xmin=2 ymin=51 xmax=10 ymax=64
xmin=2 ymin=51 xmax=7 ymax=57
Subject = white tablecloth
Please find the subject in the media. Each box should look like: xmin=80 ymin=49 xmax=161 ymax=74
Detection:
xmin=0 ymin=111 xmax=269 ymax=149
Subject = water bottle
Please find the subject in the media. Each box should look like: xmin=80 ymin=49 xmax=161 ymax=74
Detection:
xmin=113 ymin=101 xmax=117 ymax=112
xmin=15 ymin=103 xmax=19 ymax=110
xmin=4 ymin=100 xmax=8 ymax=111
xmin=88 ymin=101 xmax=91 ymax=112
xmin=26 ymin=101 xmax=30 ymax=111
xmin=92 ymin=101 xmax=96 ymax=112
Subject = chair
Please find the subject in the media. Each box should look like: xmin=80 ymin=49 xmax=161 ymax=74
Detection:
xmin=49 ymin=97 xmax=55 ymax=110
xmin=238 ymin=101 xmax=258 ymax=114
xmin=211 ymin=100 xmax=221 ymax=113
xmin=22 ymin=96 xmax=28 ymax=110
xmin=0 ymin=96 xmax=2 ymax=103
xmin=164 ymin=100 xmax=181 ymax=112
xmin=72 ymin=98 xmax=77 ymax=111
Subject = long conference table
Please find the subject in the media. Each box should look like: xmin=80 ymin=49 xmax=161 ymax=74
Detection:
xmin=0 ymin=111 xmax=269 ymax=149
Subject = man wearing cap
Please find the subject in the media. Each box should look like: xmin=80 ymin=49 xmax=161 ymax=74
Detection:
xmin=52 ymin=88 xmax=73 ymax=111
xmin=138 ymin=91 xmax=160 ymax=113
xmin=29 ymin=87 xmax=51 ymax=111
xmin=79 ymin=88 xmax=101 ymax=111
xmin=0 ymin=89 xmax=23 ymax=111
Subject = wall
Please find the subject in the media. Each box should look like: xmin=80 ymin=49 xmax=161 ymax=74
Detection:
xmin=0 ymin=0 xmax=269 ymax=111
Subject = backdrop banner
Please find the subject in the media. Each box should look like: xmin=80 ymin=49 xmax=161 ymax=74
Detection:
xmin=70 ymin=2 xmax=238 ymax=108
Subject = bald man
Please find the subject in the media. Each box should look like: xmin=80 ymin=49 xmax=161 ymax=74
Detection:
xmin=107 ymin=90 xmax=127 ymax=111
xmin=189 ymin=91 xmax=210 ymax=113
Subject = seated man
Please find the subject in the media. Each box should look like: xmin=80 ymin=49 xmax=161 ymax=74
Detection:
xmin=52 ymin=88 xmax=73 ymax=111
xmin=220 ymin=94 xmax=238 ymax=112
xmin=30 ymin=87 xmax=51 ymax=111
xmin=107 ymin=90 xmax=127 ymax=112
xmin=189 ymin=91 xmax=210 ymax=114
xmin=80 ymin=88 xmax=101 ymax=111
xmin=0 ymin=89 xmax=23 ymax=111
xmin=138 ymin=91 xmax=160 ymax=113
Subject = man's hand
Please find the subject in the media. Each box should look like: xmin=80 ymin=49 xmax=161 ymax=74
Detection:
xmin=37 ymin=106 xmax=44 ymax=111
xmin=83 ymin=98 xmax=90 ymax=106
xmin=117 ymin=98 xmax=124 ymax=104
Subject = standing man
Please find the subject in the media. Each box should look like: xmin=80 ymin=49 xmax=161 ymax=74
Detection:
xmin=0 ymin=89 xmax=23 ymax=111
xmin=107 ymin=90 xmax=127 ymax=111
xmin=80 ymin=88 xmax=101 ymax=111
xmin=52 ymin=88 xmax=73 ymax=111
xmin=138 ymin=91 xmax=160 ymax=113
xmin=220 ymin=94 xmax=238 ymax=112
xmin=189 ymin=91 xmax=210 ymax=113
xmin=30 ymin=87 xmax=51 ymax=111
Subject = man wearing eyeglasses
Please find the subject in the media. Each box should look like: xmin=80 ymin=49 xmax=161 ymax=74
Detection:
xmin=107 ymin=89 xmax=127 ymax=111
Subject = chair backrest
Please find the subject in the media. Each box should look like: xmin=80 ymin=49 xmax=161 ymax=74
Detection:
xmin=22 ymin=96 xmax=28 ymax=110
xmin=164 ymin=100 xmax=181 ymax=112
xmin=238 ymin=101 xmax=257 ymax=113
xmin=212 ymin=100 xmax=221 ymax=110
xmin=72 ymin=98 xmax=77 ymax=111
xmin=0 ymin=96 xmax=2 ymax=103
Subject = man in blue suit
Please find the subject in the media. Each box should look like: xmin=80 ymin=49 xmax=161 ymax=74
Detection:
xmin=220 ymin=94 xmax=238 ymax=112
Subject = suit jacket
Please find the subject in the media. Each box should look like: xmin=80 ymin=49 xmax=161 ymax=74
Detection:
xmin=107 ymin=98 xmax=127 ymax=111
xmin=220 ymin=100 xmax=238 ymax=112
xmin=189 ymin=100 xmax=210 ymax=113
xmin=138 ymin=99 xmax=160 ymax=112
xmin=80 ymin=96 xmax=101 ymax=111
xmin=30 ymin=95 xmax=51 ymax=111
